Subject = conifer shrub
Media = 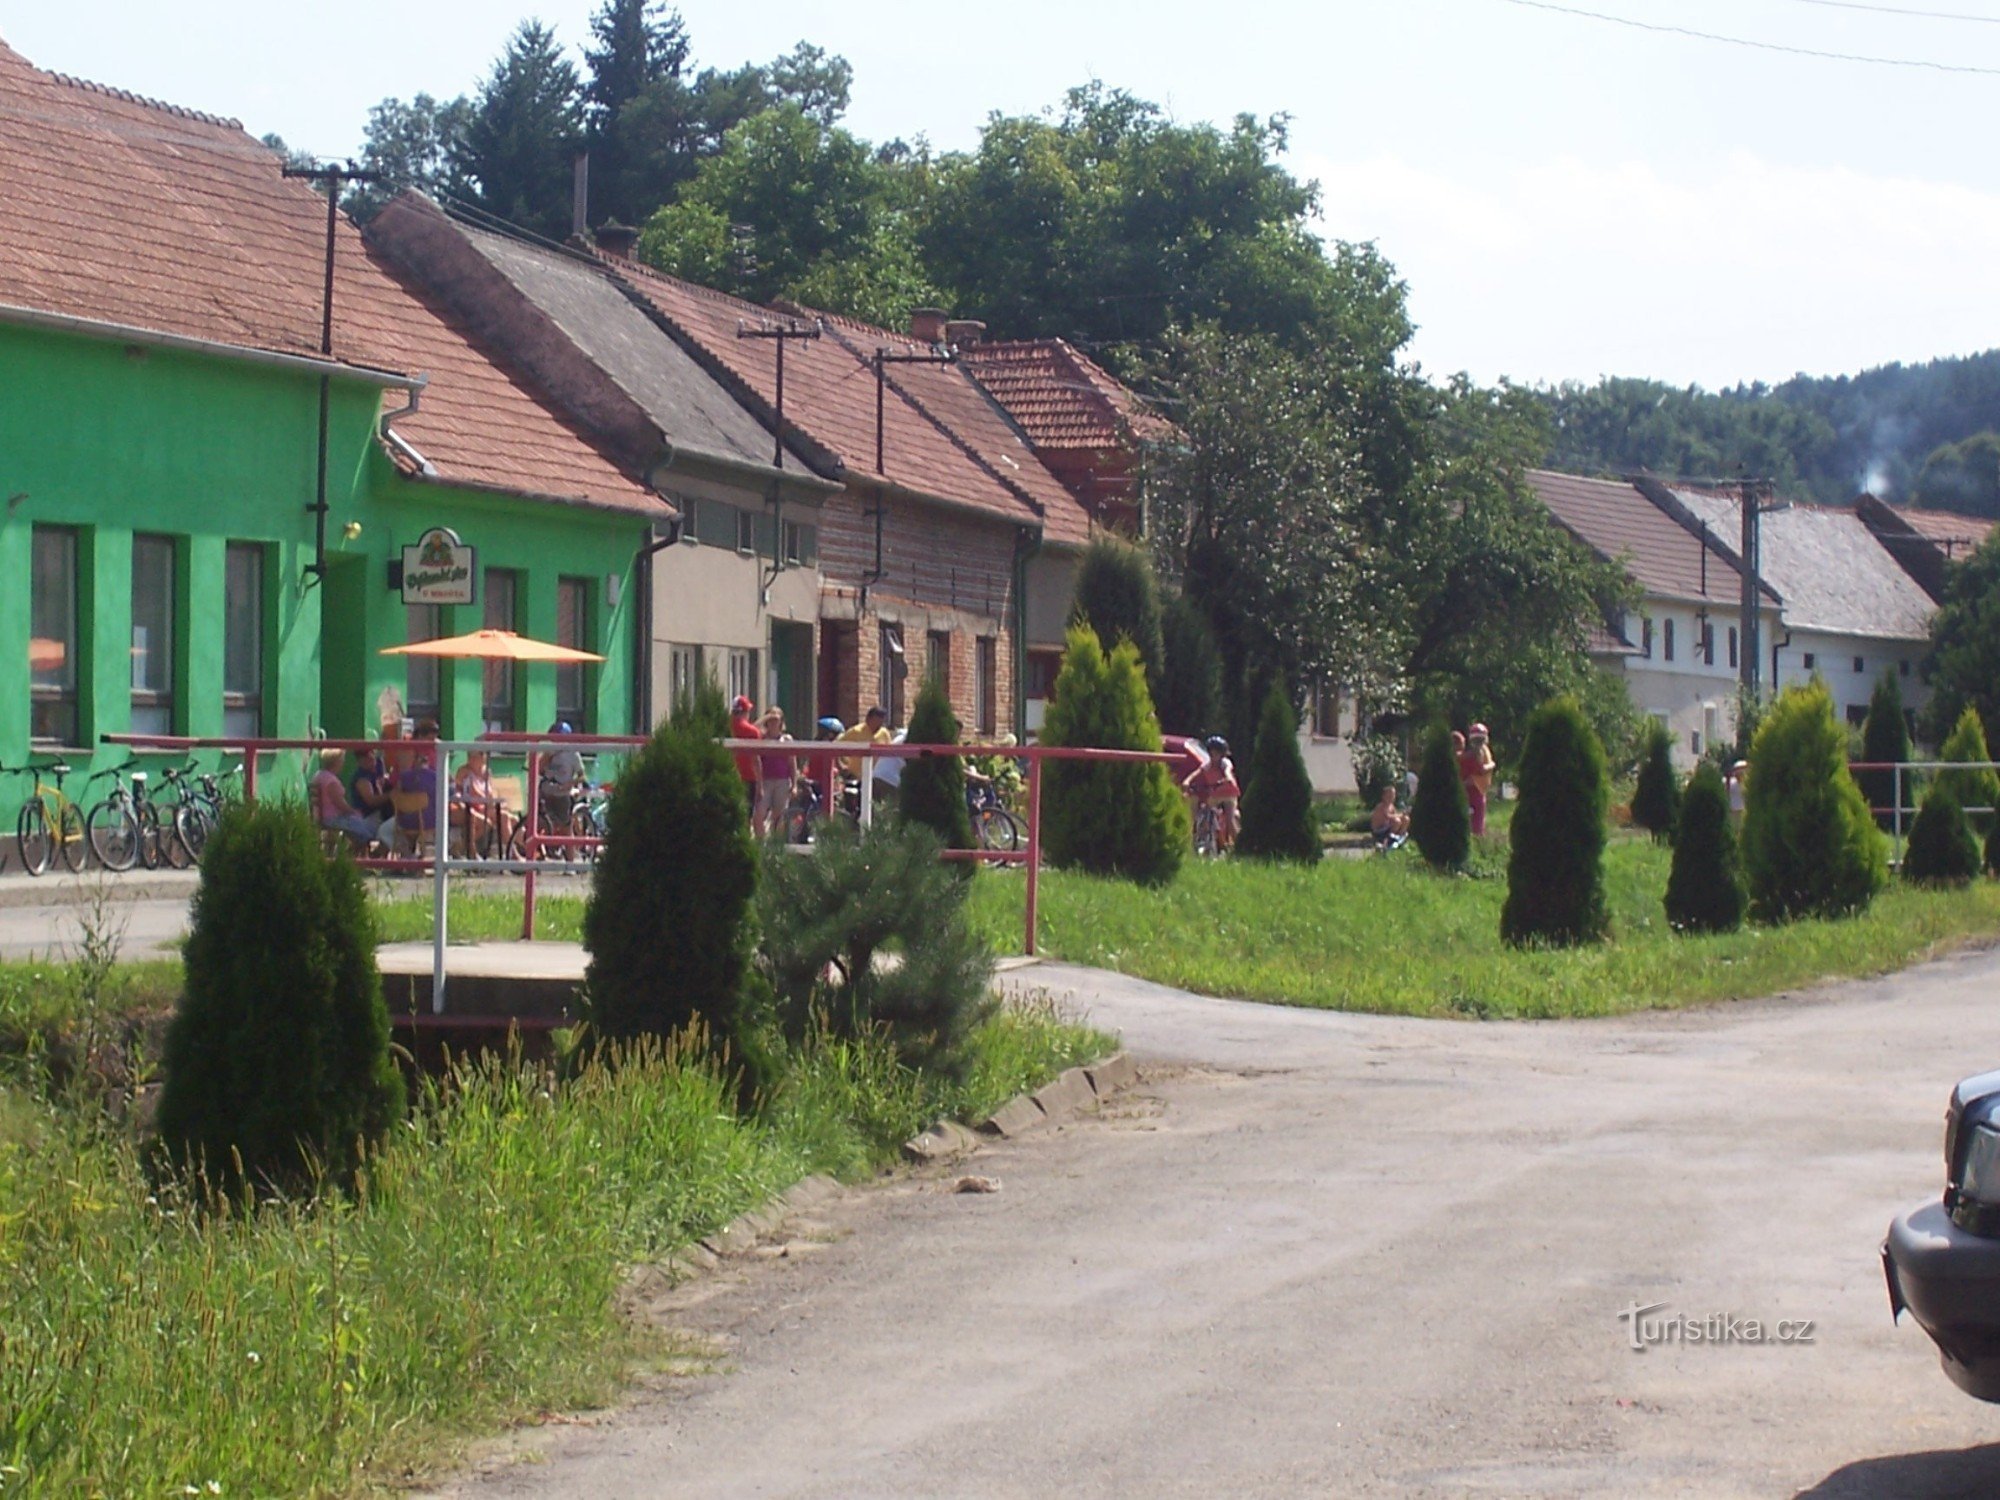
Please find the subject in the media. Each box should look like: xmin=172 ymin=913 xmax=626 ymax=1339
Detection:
xmin=1157 ymin=591 xmax=1226 ymax=737
xmin=756 ymin=820 xmax=995 ymax=1081
xmin=1857 ymin=670 xmax=1913 ymax=829
xmin=1936 ymin=706 xmax=2000 ymax=833
xmin=1500 ymin=696 xmax=1610 ymax=948
xmin=1664 ymin=762 xmax=1745 ymax=934
xmin=1236 ymin=683 xmax=1318 ymax=862
xmin=1987 ymin=819 xmax=2000 ymax=878
xmin=898 ymin=676 xmax=975 ymax=860
xmin=1410 ymin=723 xmax=1470 ymax=870
xmin=1070 ymin=537 xmax=1165 ymax=684
xmin=1741 ymin=681 xmax=1886 ymax=923
xmin=1903 ymin=785 xmax=1983 ymax=888
xmin=582 ymin=683 xmax=764 ymax=1082
xmin=154 ymin=800 xmax=403 ymax=1199
xmin=1630 ymin=719 xmax=1681 ymax=842
xmin=1040 ymin=625 xmax=1189 ymax=886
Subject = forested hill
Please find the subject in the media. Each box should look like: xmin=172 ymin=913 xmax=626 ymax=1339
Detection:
xmin=1536 ymin=350 xmax=2000 ymax=518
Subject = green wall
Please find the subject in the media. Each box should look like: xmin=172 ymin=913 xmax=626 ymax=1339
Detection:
xmin=0 ymin=322 xmax=645 ymax=826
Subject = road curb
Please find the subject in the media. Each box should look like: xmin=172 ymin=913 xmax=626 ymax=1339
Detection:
xmin=962 ymin=1049 xmax=1140 ymax=1143
xmin=0 ymin=872 xmax=200 ymax=909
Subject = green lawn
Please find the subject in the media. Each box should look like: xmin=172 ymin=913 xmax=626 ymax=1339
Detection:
xmin=963 ymin=838 xmax=2000 ymax=1019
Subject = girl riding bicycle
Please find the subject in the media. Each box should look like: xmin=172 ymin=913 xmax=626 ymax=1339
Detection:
xmin=1183 ymin=735 xmax=1240 ymax=854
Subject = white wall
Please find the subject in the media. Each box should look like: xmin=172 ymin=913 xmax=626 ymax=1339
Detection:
xmin=1773 ymin=631 xmax=1929 ymax=737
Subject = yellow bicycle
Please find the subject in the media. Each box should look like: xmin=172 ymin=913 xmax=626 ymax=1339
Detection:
xmin=5 ymin=761 xmax=88 ymax=876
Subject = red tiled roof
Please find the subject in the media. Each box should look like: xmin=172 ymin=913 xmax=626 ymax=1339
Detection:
xmin=1527 ymin=470 xmax=1750 ymax=607
xmin=1885 ymin=503 xmax=1995 ymax=553
xmin=0 ymin=38 xmax=656 ymax=515
xmin=959 ymin=338 xmax=1176 ymax=453
xmin=602 ymin=256 xmax=1090 ymax=543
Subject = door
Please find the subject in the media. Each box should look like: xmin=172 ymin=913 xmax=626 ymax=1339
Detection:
xmin=770 ymin=620 xmax=814 ymax=736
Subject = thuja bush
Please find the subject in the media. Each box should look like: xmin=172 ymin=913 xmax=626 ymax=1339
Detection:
xmin=1937 ymin=706 xmax=2000 ymax=833
xmin=1410 ymin=723 xmax=1470 ymax=870
xmin=1630 ymin=719 xmax=1681 ymax=842
xmin=1664 ymin=762 xmax=1746 ymax=934
xmin=898 ymin=676 xmax=975 ymax=859
xmin=1903 ymin=785 xmax=1983 ymax=888
xmin=1070 ymin=536 xmax=1165 ymax=683
xmin=1040 ymin=624 xmax=1189 ymax=886
xmin=583 ymin=683 xmax=765 ymax=1086
xmin=1741 ymin=681 xmax=1886 ymax=923
xmin=756 ymin=820 xmax=996 ymax=1081
xmin=1237 ymin=683 xmax=1318 ymax=862
xmin=1857 ymin=670 xmax=1913 ymax=829
xmin=154 ymin=800 xmax=403 ymax=1199
xmin=1501 ymin=696 xmax=1610 ymax=948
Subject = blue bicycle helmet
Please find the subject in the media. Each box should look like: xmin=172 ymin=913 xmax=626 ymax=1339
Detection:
xmin=1205 ymin=736 xmax=1229 ymax=756
xmin=817 ymin=716 xmax=845 ymax=735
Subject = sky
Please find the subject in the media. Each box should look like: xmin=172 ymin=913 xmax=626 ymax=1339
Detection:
xmin=5 ymin=0 xmax=2000 ymax=390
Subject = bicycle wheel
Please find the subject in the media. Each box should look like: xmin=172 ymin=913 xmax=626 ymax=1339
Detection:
xmin=135 ymin=802 xmax=164 ymax=870
xmin=173 ymin=801 xmax=210 ymax=865
xmin=975 ymin=806 xmax=1021 ymax=852
xmin=17 ymin=799 xmax=51 ymax=877
xmin=57 ymin=800 xmax=87 ymax=873
xmin=87 ymin=797 xmax=140 ymax=872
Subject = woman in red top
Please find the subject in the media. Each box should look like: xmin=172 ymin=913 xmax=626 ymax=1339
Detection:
xmin=728 ymin=695 xmax=762 ymax=820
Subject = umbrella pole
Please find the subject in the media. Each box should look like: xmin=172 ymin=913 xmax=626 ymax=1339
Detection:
xmin=432 ymin=738 xmax=449 ymax=1015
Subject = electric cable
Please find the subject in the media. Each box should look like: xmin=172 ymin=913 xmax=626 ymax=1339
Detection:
xmin=1500 ymin=0 xmax=2000 ymax=73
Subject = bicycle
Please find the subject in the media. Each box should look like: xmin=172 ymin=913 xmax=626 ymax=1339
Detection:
xmin=966 ymin=782 xmax=1022 ymax=852
xmin=1192 ymin=798 xmax=1224 ymax=858
xmin=4 ymin=762 xmax=88 ymax=876
xmin=170 ymin=759 xmax=242 ymax=865
xmin=85 ymin=761 xmax=166 ymax=872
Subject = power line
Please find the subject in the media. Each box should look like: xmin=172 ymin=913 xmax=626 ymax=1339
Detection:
xmin=1778 ymin=0 xmax=2000 ymax=23
xmin=1500 ymin=0 xmax=2000 ymax=72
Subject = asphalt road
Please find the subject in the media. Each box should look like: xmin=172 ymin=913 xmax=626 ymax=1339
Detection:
xmin=421 ymin=945 xmax=2000 ymax=1500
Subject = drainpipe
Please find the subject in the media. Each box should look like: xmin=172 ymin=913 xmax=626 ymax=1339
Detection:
xmin=1013 ymin=525 xmax=1042 ymax=741
xmin=632 ymin=513 xmax=686 ymax=729
xmin=377 ymin=377 xmax=436 ymax=476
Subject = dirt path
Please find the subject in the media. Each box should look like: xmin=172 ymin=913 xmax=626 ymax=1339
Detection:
xmin=428 ymin=949 xmax=2000 ymax=1499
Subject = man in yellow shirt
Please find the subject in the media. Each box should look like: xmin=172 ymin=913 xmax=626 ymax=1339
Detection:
xmin=836 ymin=704 xmax=891 ymax=780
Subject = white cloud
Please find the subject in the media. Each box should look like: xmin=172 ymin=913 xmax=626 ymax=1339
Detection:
xmin=1298 ymin=150 xmax=2000 ymax=389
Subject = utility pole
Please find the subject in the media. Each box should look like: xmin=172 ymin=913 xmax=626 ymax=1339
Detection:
xmin=1737 ymin=475 xmax=1776 ymax=696
xmin=283 ymin=160 xmax=379 ymax=586
xmin=736 ymin=318 xmax=820 ymax=597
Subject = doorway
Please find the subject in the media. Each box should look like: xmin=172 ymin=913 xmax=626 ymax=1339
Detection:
xmin=770 ymin=620 xmax=814 ymax=736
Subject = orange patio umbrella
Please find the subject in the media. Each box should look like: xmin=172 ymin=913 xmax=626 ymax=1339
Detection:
xmin=379 ymin=628 xmax=605 ymax=664
xmin=28 ymin=636 xmax=66 ymax=672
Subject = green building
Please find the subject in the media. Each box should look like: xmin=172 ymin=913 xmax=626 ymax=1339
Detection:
xmin=0 ymin=40 xmax=667 ymax=822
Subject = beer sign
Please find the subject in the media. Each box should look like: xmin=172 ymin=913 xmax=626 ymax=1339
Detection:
xmin=400 ymin=527 xmax=476 ymax=606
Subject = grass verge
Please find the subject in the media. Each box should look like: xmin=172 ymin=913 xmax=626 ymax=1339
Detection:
xmin=964 ymin=837 xmax=2000 ymax=1019
xmin=1 ymin=997 xmax=1107 ymax=1496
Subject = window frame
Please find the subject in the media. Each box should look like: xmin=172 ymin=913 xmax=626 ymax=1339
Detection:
xmin=129 ymin=532 xmax=177 ymax=736
xmin=1663 ymin=618 xmax=1676 ymax=663
xmin=29 ymin=525 xmax=80 ymax=747
xmin=976 ymin=635 xmax=998 ymax=737
xmin=482 ymin=566 xmax=520 ymax=732
xmin=404 ymin=602 xmax=442 ymax=725
xmin=555 ymin=575 xmax=591 ymax=730
xmin=927 ymin=628 xmax=952 ymax=693
xmin=223 ymin=541 xmax=265 ymax=740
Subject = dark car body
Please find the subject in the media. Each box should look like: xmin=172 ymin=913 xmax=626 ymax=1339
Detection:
xmin=1884 ymin=1068 xmax=2000 ymax=1400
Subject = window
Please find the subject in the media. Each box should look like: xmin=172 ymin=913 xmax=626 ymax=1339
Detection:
xmin=727 ymin=647 xmax=758 ymax=707
xmin=1803 ymin=651 xmax=1816 ymax=672
xmin=1663 ymin=618 xmax=1675 ymax=662
xmin=1641 ymin=617 xmax=1654 ymax=659
xmin=668 ymin=644 xmax=703 ymax=710
xmin=1728 ymin=627 xmax=1739 ymax=670
xmin=976 ymin=636 xmax=998 ymax=736
xmin=1846 ymin=704 xmax=1868 ymax=727
xmin=1854 ymin=656 xmax=1866 ymax=675
xmin=1691 ymin=730 xmax=1702 ymax=757
xmin=1025 ymin=650 xmax=1061 ymax=703
xmin=782 ymin=520 xmax=817 ymax=566
xmin=405 ymin=603 xmax=441 ymax=724
xmin=877 ymin=623 xmax=905 ymax=727
xmin=223 ymin=543 xmax=264 ymax=739
xmin=556 ymin=576 xmax=589 ymax=728
xmin=1313 ymin=682 xmax=1343 ymax=739
xmin=1700 ymin=621 xmax=1715 ymax=667
xmin=129 ymin=534 xmax=175 ymax=735
xmin=482 ymin=568 xmax=519 ymax=732
xmin=736 ymin=509 xmax=757 ymax=555
xmin=928 ymin=629 xmax=952 ymax=691
xmin=30 ymin=526 xmax=78 ymax=745
xmin=1900 ymin=659 xmax=1911 ymax=677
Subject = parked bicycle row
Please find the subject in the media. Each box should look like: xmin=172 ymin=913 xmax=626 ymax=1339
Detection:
xmin=0 ymin=756 xmax=238 ymax=876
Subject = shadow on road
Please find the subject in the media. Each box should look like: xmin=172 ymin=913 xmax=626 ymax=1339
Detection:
xmin=1797 ymin=1441 xmax=2000 ymax=1499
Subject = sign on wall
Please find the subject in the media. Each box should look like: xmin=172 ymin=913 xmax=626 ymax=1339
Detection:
xmin=401 ymin=527 xmax=476 ymax=606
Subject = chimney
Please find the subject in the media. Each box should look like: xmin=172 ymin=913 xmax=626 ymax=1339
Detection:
xmin=909 ymin=307 xmax=950 ymax=344
xmin=945 ymin=319 xmax=986 ymax=347
xmin=594 ymin=221 xmax=640 ymax=262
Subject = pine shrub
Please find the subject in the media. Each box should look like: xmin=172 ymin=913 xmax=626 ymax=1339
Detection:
xmin=154 ymin=800 xmax=403 ymax=1199
xmin=1937 ymin=706 xmax=2000 ymax=833
xmin=1157 ymin=592 xmax=1226 ymax=737
xmin=756 ymin=820 xmax=996 ymax=1081
xmin=1501 ymin=696 xmax=1610 ymax=948
xmin=1857 ymin=670 xmax=1913 ymax=829
xmin=1237 ymin=683 xmax=1318 ymax=862
xmin=1903 ymin=785 xmax=1983 ymax=888
xmin=1741 ymin=681 xmax=1886 ymax=923
xmin=582 ymin=683 xmax=763 ymax=1081
xmin=1630 ymin=719 xmax=1681 ymax=842
xmin=898 ymin=677 xmax=974 ymax=859
xmin=1040 ymin=624 xmax=1189 ymax=886
xmin=1070 ymin=537 xmax=1165 ymax=684
xmin=1410 ymin=723 xmax=1470 ymax=870
xmin=1664 ymin=763 xmax=1746 ymax=934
